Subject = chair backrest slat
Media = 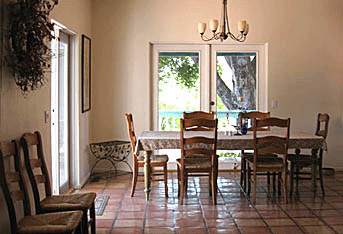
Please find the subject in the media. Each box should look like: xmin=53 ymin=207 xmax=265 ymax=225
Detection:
xmin=0 ymin=141 xmax=31 ymax=234
xmin=30 ymin=158 xmax=42 ymax=168
xmin=21 ymin=131 xmax=52 ymax=214
xmin=7 ymin=172 xmax=21 ymax=183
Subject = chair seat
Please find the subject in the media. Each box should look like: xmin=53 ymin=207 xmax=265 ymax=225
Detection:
xmin=247 ymin=156 xmax=284 ymax=169
xmin=288 ymin=154 xmax=316 ymax=164
xmin=40 ymin=192 xmax=96 ymax=211
xmin=17 ymin=210 xmax=83 ymax=233
xmin=176 ymin=157 xmax=212 ymax=169
xmin=137 ymin=154 xmax=168 ymax=163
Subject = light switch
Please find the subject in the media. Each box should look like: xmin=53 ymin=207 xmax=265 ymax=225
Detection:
xmin=271 ymin=100 xmax=278 ymax=109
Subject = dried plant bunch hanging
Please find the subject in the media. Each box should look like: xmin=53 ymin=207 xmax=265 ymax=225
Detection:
xmin=8 ymin=0 xmax=58 ymax=93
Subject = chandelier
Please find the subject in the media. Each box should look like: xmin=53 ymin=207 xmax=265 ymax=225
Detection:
xmin=198 ymin=0 xmax=249 ymax=42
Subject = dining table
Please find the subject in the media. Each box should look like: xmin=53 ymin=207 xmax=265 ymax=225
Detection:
xmin=135 ymin=130 xmax=326 ymax=200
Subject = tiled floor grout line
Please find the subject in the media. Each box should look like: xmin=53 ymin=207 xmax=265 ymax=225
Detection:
xmin=191 ymin=177 xmax=210 ymax=234
xmin=298 ymin=199 xmax=339 ymax=234
xmin=217 ymin=178 xmax=243 ymax=234
xmin=258 ymin=184 xmax=307 ymax=234
xmin=109 ymin=176 xmax=131 ymax=234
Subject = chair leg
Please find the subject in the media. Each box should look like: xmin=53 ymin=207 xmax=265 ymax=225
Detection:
xmin=177 ymin=165 xmax=181 ymax=197
xmin=289 ymin=162 xmax=294 ymax=197
xmin=240 ymin=156 xmax=246 ymax=192
xmin=180 ymin=169 xmax=185 ymax=205
xmin=90 ymin=202 xmax=96 ymax=234
xmin=247 ymin=166 xmax=251 ymax=196
xmin=253 ymin=170 xmax=257 ymax=205
xmin=267 ymin=172 xmax=270 ymax=191
xmin=211 ymin=169 xmax=217 ymax=205
xmin=278 ymin=172 xmax=281 ymax=196
xmin=318 ymin=161 xmax=325 ymax=196
xmin=272 ymin=173 xmax=276 ymax=194
xmin=209 ymin=172 xmax=212 ymax=196
xmin=164 ymin=163 xmax=168 ymax=198
xmin=82 ymin=211 xmax=89 ymax=234
xmin=130 ymin=162 xmax=138 ymax=197
xmin=283 ymin=169 xmax=288 ymax=203
xmin=184 ymin=173 xmax=188 ymax=198
xmin=295 ymin=165 xmax=300 ymax=195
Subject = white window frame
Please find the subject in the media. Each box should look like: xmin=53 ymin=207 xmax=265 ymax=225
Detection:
xmin=151 ymin=43 xmax=210 ymax=130
xmin=210 ymin=44 xmax=268 ymax=113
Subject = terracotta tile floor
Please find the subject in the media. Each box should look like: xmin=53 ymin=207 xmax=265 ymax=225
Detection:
xmin=81 ymin=172 xmax=343 ymax=233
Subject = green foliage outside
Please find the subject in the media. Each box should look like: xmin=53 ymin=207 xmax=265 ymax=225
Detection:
xmin=159 ymin=56 xmax=199 ymax=90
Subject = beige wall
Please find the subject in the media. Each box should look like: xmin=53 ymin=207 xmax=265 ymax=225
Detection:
xmin=91 ymin=0 xmax=343 ymax=169
xmin=0 ymin=0 xmax=92 ymax=232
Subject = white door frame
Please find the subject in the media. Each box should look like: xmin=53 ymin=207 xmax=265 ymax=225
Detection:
xmin=51 ymin=20 xmax=80 ymax=194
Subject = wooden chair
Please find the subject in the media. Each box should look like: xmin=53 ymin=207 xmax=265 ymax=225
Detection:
xmin=0 ymin=140 xmax=83 ymax=234
xmin=20 ymin=131 xmax=96 ymax=234
xmin=177 ymin=117 xmax=218 ymax=205
xmin=125 ymin=113 xmax=169 ymax=197
xmin=288 ymin=113 xmax=330 ymax=197
xmin=246 ymin=117 xmax=290 ymax=204
xmin=182 ymin=111 xmax=215 ymax=192
xmin=238 ymin=111 xmax=271 ymax=192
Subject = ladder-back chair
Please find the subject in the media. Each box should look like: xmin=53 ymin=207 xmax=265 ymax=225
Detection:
xmin=0 ymin=140 xmax=83 ymax=234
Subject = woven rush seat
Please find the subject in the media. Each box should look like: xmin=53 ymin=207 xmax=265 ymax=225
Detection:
xmin=17 ymin=211 xmax=83 ymax=234
xmin=247 ymin=156 xmax=284 ymax=168
xmin=176 ymin=157 xmax=212 ymax=169
xmin=287 ymin=154 xmax=315 ymax=165
xmin=137 ymin=154 xmax=168 ymax=163
xmin=40 ymin=193 xmax=96 ymax=211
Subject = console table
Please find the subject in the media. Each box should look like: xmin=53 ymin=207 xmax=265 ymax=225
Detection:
xmin=89 ymin=140 xmax=132 ymax=177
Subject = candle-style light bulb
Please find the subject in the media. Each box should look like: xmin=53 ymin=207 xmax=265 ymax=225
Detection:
xmin=198 ymin=23 xmax=207 ymax=34
xmin=209 ymin=19 xmax=219 ymax=32
xmin=238 ymin=20 xmax=247 ymax=33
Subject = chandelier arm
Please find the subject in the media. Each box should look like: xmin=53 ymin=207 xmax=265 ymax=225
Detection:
xmin=228 ymin=32 xmax=246 ymax=42
xmin=201 ymin=32 xmax=222 ymax=42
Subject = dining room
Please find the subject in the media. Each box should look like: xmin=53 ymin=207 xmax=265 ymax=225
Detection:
xmin=0 ymin=0 xmax=343 ymax=233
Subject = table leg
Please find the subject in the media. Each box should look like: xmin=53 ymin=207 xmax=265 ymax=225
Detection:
xmin=144 ymin=150 xmax=152 ymax=200
xmin=311 ymin=148 xmax=319 ymax=195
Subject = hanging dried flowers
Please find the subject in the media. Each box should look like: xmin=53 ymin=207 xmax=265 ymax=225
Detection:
xmin=8 ymin=0 xmax=58 ymax=93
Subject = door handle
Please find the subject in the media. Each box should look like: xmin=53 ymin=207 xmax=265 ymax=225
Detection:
xmin=210 ymin=101 xmax=215 ymax=106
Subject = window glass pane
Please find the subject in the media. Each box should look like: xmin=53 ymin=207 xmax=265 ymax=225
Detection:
xmin=216 ymin=52 xmax=257 ymax=130
xmin=158 ymin=52 xmax=200 ymax=131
